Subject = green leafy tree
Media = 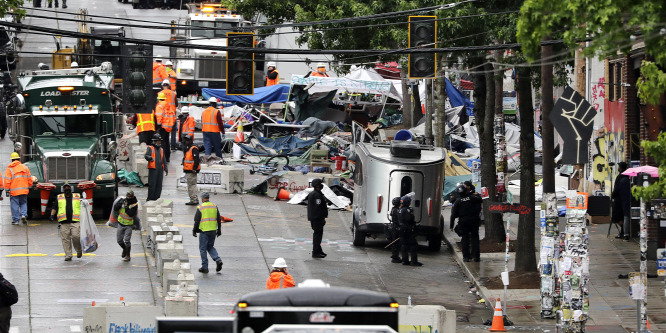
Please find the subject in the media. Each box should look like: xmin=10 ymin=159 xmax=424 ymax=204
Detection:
xmin=517 ymin=0 xmax=666 ymax=105
xmin=632 ymin=133 xmax=666 ymax=200
xmin=0 ymin=1 xmax=24 ymax=17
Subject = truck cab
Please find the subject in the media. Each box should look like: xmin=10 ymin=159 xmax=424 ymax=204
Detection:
xmin=170 ymin=3 xmax=249 ymax=95
xmin=9 ymin=63 xmax=120 ymax=217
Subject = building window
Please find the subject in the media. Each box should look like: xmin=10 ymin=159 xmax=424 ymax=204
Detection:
xmin=615 ymin=63 xmax=623 ymax=100
xmin=608 ymin=64 xmax=615 ymax=101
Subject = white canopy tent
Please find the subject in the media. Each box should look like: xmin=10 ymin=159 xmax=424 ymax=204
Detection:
xmin=290 ymin=66 xmax=403 ymax=102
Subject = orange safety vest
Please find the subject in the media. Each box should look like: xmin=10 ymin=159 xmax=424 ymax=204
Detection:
xmin=4 ymin=161 xmax=33 ymax=196
xmin=201 ymin=107 xmax=220 ymax=133
xmin=136 ymin=113 xmax=155 ymax=133
xmin=152 ymin=63 xmax=167 ymax=85
xmin=154 ymin=101 xmax=167 ymax=127
xmin=311 ymin=71 xmax=328 ymax=77
xmin=163 ymin=88 xmax=177 ymax=113
xmin=179 ymin=115 xmax=195 ymax=141
xmin=166 ymin=68 xmax=177 ymax=90
xmin=266 ymin=69 xmax=279 ymax=86
xmin=266 ymin=272 xmax=295 ymax=290
xmin=146 ymin=146 xmax=165 ymax=169
xmin=183 ymin=146 xmax=200 ymax=171
xmin=162 ymin=108 xmax=176 ymax=133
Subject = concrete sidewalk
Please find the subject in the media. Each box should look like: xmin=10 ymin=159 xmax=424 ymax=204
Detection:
xmin=442 ymin=206 xmax=666 ymax=332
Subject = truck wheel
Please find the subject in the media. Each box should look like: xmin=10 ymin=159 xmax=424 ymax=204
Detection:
xmin=352 ymin=217 xmax=365 ymax=247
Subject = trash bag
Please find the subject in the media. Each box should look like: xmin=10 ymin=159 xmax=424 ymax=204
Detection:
xmin=79 ymin=199 xmax=100 ymax=253
xmin=117 ymin=169 xmax=144 ymax=187
xmin=106 ymin=196 xmax=124 ymax=228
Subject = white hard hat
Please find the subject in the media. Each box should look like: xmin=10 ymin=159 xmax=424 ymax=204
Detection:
xmin=162 ymin=79 xmax=170 ymax=85
xmin=267 ymin=61 xmax=276 ymax=68
xmin=165 ymin=60 xmax=173 ymax=66
xmin=180 ymin=106 xmax=189 ymax=114
xmin=155 ymin=56 xmax=163 ymax=62
xmin=208 ymin=97 xmax=217 ymax=103
xmin=70 ymin=62 xmax=79 ymax=68
xmin=272 ymin=258 xmax=287 ymax=268
xmin=317 ymin=63 xmax=326 ymax=68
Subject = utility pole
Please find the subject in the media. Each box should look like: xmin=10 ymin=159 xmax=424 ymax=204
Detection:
xmin=425 ymin=79 xmax=433 ymax=145
xmin=400 ymin=70 xmax=412 ymax=129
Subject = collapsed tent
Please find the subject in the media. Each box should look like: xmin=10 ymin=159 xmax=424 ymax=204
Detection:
xmin=239 ymin=135 xmax=317 ymax=156
xmin=202 ymin=84 xmax=291 ymax=104
xmin=291 ymin=69 xmax=403 ymax=102
xmin=445 ymin=78 xmax=474 ymax=116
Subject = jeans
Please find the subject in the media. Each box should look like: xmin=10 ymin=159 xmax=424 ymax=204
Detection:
xmin=116 ymin=224 xmax=132 ymax=246
xmin=10 ymin=195 xmax=27 ymax=223
xmin=198 ymin=231 xmax=220 ymax=269
xmin=203 ymin=132 xmax=222 ymax=158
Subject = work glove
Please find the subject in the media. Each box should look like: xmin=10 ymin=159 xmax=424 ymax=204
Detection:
xmin=216 ymin=229 xmax=221 ymax=238
xmin=49 ymin=215 xmax=56 ymax=222
xmin=164 ymin=170 xmax=169 ymax=176
xmin=192 ymin=230 xmax=197 ymax=237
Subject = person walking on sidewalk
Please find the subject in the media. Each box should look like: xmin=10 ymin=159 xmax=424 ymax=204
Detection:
xmin=266 ymin=258 xmax=295 ymax=290
xmin=388 ymin=197 xmax=402 ymax=263
xmin=450 ymin=184 xmax=483 ymax=262
xmin=4 ymin=152 xmax=32 ymax=225
xmin=399 ymin=195 xmax=422 ymax=266
xmin=307 ymin=178 xmax=328 ymax=258
xmin=192 ymin=192 xmax=223 ymax=274
xmin=612 ymin=162 xmax=632 ymax=240
xmin=114 ymin=190 xmax=138 ymax=262
xmin=50 ymin=183 xmax=82 ymax=261
xmin=183 ymin=138 xmax=201 ymax=206
xmin=145 ymin=133 xmax=168 ymax=201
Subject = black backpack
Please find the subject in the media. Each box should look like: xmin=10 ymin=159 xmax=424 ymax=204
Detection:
xmin=0 ymin=277 xmax=18 ymax=306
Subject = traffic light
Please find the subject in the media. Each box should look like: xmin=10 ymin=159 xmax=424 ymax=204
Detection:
xmin=121 ymin=44 xmax=154 ymax=113
xmin=408 ymin=16 xmax=437 ymax=79
xmin=226 ymin=32 xmax=254 ymax=95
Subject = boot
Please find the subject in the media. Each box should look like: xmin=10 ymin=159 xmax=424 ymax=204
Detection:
xmin=62 ymin=0 xmax=67 ymax=8
xmin=55 ymin=0 xmax=59 ymax=7
xmin=119 ymin=242 xmax=127 ymax=258
xmin=124 ymin=244 xmax=131 ymax=261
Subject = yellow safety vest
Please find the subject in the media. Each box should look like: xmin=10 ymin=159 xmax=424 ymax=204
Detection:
xmin=118 ymin=206 xmax=135 ymax=226
xmin=197 ymin=201 xmax=218 ymax=232
xmin=57 ymin=193 xmax=81 ymax=222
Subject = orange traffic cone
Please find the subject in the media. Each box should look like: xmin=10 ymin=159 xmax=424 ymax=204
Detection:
xmin=275 ymin=187 xmax=294 ymax=201
xmin=489 ymin=298 xmax=506 ymax=331
xmin=39 ymin=189 xmax=50 ymax=215
xmin=235 ymin=123 xmax=245 ymax=143
xmin=91 ymin=301 xmax=96 ymax=306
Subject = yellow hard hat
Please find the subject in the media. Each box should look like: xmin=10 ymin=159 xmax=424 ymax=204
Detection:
xmin=157 ymin=92 xmax=166 ymax=100
xmin=10 ymin=152 xmax=19 ymax=160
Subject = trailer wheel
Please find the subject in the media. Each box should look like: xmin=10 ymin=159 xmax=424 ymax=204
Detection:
xmin=352 ymin=217 xmax=365 ymax=247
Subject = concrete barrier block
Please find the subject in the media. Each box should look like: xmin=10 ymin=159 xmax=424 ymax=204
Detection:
xmin=82 ymin=303 xmax=162 ymax=333
xmin=161 ymin=260 xmax=191 ymax=291
xmin=398 ymin=305 xmax=456 ymax=333
xmin=164 ymin=296 xmax=197 ymax=316
xmin=164 ymin=271 xmax=195 ymax=297
xmin=156 ymin=253 xmax=190 ymax=277
xmin=169 ymin=283 xmax=199 ymax=296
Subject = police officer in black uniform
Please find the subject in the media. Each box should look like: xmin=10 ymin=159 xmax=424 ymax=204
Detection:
xmin=399 ymin=195 xmax=422 ymax=266
xmin=450 ymin=184 xmax=483 ymax=262
xmin=388 ymin=197 xmax=402 ymax=263
xmin=307 ymin=178 xmax=328 ymax=258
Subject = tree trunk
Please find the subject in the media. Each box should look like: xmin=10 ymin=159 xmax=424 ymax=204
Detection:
xmin=515 ymin=66 xmax=537 ymax=273
xmin=541 ymin=44 xmax=555 ymax=194
xmin=425 ymin=79 xmax=433 ymax=145
xmin=413 ymin=83 xmax=422 ymax=126
xmin=477 ymin=63 xmax=505 ymax=243
xmin=400 ymin=71 xmax=412 ymax=129
xmin=434 ymin=76 xmax=447 ymax=147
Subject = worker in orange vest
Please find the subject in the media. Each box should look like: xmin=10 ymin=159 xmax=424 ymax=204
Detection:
xmin=265 ymin=62 xmax=279 ymax=86
xmin=178 ymin=106 xmax=196 ymax=151
xmin=152 ymin=57 xmax=167 ymax=86
xmin=130 ymin=111 xmax=155 ymax=145
xmin=4 ymin=152 xmax=33 ymax=225
xmin=153 ymin=92 xmax=173 ymax=162
xmin=161 ymin=79 xmax=177 ymax=114
xmin=182 ymin=138 xmax=201 ymax=205
xmin=201 ymin=97 xmax=225 ymax=158
xmin=165 ymin=61 xmax=177 ymax=90
xmin=266 ymin=258 xmax=295 ymax=290
xmin=145 ymin=133 xmax=168 ymax=201
xmin=310 ymin=63 xmax=329 ymax=77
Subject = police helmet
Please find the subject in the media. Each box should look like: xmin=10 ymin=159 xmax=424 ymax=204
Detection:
xmin=400 ymin=196 xmax=411 ymax=206
xmin=456 ymin=184 xmax=467 ymax=194
xmin=392 ymin=197 xmax=401 ymax=206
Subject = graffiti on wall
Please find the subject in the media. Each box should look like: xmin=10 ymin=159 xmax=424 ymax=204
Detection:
xmin=591 ymin=97 xmax=626 ymax=195
xmin=590 ymin=77 xmax=606 ymax=112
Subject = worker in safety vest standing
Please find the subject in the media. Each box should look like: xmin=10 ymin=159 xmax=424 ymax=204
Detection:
xmin=113 ymin=190 xmax=138 ymax=262
xmin=5 ymin=152 xmax=32 ymax=225
xmin=145 ymin=133 xmax=168 ymax=201
xmin=265 ymin=62 xmax=279 ymax=86
xmin=132 ymin=111 xmax=155 ymax=145
xmin=192 ymin=192 xmax=223 ymax=274
xmin=178 ymin=106 xmax=195 ymax=150
xmin=201 ymin=97 xmax=225 ymax=158
xmin=310 ymin=63 xmax=329 ymax=77
xmin=183 ymin=139 xmax=201 ymax=206
xmin=155 ymin=89 xmax=176 ymax=163
xmin=165 ymin=61 xmax=177 ymax=90
xmin=49 ymin=183 xmax=82 ymax=261
xmin=152 ymin=57 xmax=167 ymax=87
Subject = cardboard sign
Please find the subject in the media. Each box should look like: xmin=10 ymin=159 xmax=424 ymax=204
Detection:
xmin=488 ymin=202 xmax=532 ymax=215
xmin=566 ymin=192 xmax=588 ymax=210
xmin=480 ymin=187 xmax=489 ymax=199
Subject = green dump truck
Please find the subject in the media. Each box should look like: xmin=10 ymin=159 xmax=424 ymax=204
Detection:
xmin=8 ymin=62 xmax=121 ymax=218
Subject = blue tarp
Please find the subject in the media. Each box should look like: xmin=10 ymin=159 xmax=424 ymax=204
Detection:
xmin=202 ymin=84 xmax=290 ymax=104
xmin=445 ymin=78 xmax=475 ymax=116
xmin=239 ymin=135 xmax=317 ymax=156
